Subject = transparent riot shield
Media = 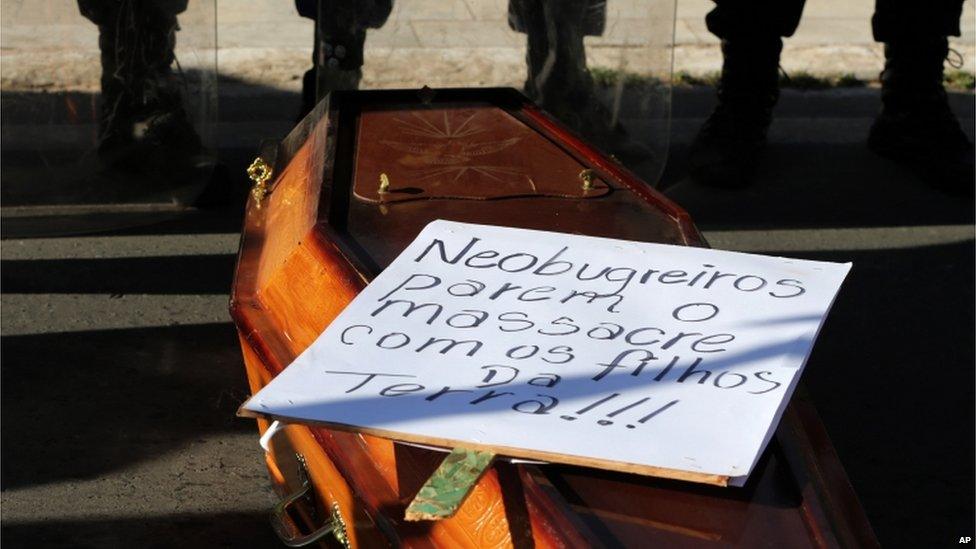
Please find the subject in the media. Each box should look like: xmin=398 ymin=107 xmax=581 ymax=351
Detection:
xmin=305 ymin=0 xmax=675 ymax=185
xmin=1 ymin=0 xmax=217 ymax=234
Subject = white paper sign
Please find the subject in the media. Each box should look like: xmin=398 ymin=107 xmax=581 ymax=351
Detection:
xmin=244 ymin=220 xmax=851 ymax=484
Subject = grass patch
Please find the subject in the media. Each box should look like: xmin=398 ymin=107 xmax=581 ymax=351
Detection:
xmin=590 ymin=67 xmax=663 ymax=89
xmin=780 ymin=71 xmax=831 ymax=90
xmin=593 ymin=68 xmax=871 ymax=90
xmin=591 ymin=68 xmax=974 ymax=92
xmin=945 ymin=70 xmax=975 ymax=91
xmin=835 ymin=73 xmax=866 ymax=88
xmin=673 ymin=70 xmax=720 ymax=87
xmin=779 ymin=71 xmax=867 ymax=89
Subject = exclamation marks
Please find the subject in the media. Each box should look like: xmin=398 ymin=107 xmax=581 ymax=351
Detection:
xmin=560 ymin=394 xmax=679 ymax=428
xmin=559 ymin=392 xmax=620 ymax=421
xmin=604 ymin=397 xmax=650 ymax=427
xmin=633 ymin=400 xmax=679 ymax=429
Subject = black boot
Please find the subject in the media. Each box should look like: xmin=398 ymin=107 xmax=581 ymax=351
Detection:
xmin=868 ymin=37 xmax=974 ymax=195
xmin=688 ymin=37 xmax=782 ymax=188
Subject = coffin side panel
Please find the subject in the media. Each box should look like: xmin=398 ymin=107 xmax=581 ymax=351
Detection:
xmin=254 ymin=118 xmax=327 ymax=292
xmin=231 ymin=90 xmax=874 ymax=548
xmin=247 ymin=230 xmax=583 ymax=548
xmin=260 ymin=234 xmax=364 ymax=354
xmin=239 ymin=331 xmax=389 ymax=548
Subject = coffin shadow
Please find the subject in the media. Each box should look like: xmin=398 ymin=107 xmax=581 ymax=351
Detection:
xmin=0 ymin=511 xmax=279 ymax=549
xmin=1 ymin=254 xmax=236 ymax=295
xmin=0 ymin=322 xmax=253 ymax=490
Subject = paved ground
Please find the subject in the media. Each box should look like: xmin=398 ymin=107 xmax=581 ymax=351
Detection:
xmin=3 ymin=0 xmax=974 ymax=92
xmin=1 ymin=0 xmax=974 ymax=547
xmin=2 ymin=82 xmax=974 ymax=547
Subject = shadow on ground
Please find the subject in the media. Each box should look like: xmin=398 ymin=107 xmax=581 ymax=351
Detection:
xmin=787 ymin=240 xmax=974 ymax=547
xmin=661 ymin=86 xmax=974 ymax=547
xmin=0 ymin=78 xmax=973 ymax=548
xmin=1 ymin=512 xmax=280 ymax=549
xmin=1 ymin=323 xmax=249 ymax=490
xmin=663 ymin=87 xmax=975 ymax=229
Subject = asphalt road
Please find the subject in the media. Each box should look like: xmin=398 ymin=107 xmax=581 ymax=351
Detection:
xmin=1 ymin=86 xmax=973 ymax=547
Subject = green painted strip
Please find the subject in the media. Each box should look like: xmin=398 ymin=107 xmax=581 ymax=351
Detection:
xmin=404 ymin=449 xmax=496 ymax=522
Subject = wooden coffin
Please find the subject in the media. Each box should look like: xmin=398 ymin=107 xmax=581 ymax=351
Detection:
xmin=230 ymin=88 xmax=878 ymax=548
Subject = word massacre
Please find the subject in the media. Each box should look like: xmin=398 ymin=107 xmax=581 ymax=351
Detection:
xmin=320 ymin=235 xmax=798 ymax=430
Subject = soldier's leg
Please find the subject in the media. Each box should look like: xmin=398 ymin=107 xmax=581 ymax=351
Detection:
xmin=78 ymin=0 xmax=131 ymax=151
xmin=509 ymin=0 xmax=591 ymax=116
xmin=534 ymin=0 xmax=593 ymax=129
xmin=868 ymin=0 xmax=972 ymax=193
xmin=509 ymin=0 xmax=643 ymax=158
xmin=508 ymin=0 xmax=548 ymax=100
xmin=872 ymin=0 xmax=962 ymax=43
xmin=315 ymin=2 xmax=366 ymax=98
xmin=689 ymin=0 xmax=806 ymax=188
xmin=78 ymin=0 xmax=198 ymax=167
xmin=135 ymin=1 xmax=200 ymax=153
xmin=296 ymin=0 xmax=319 ymax=115
xmin=298 ymin=0 xmax=392 ymax=116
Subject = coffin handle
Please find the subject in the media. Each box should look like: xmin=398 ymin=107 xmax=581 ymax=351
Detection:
xmin=269 ymin=453 xmax=351 ymax=548
xmin=260 ymin=420 xmax=286 ymax=451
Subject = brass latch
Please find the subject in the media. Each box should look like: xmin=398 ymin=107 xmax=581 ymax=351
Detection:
xmin=247 ymin=157 xmax=274 ymax=206
xmin=579 ymin=168 xmax=596 ymax=191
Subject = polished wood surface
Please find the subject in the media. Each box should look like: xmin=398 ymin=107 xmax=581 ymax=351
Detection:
xmin=234 ymin=123 xmax=586 ymax=547
xmin=231 ymin=88 xmax=877 ymax=548
xmin=354 ymin=104 xmax=609 ymax=203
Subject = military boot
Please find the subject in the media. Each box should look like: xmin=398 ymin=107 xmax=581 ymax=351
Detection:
xmin=868 ymin=37 xmax=974 ymax=195
xmin=688 ymin=37 xmax=783 ymax=188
